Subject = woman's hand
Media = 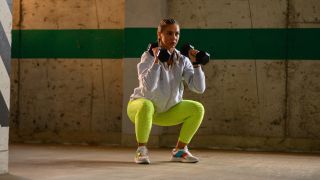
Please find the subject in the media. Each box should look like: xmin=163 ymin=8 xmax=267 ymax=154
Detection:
xmin=188 ymin=49 xmax=199 ymax=63
xmin=188 ymin=49 xmax=200 ymax=68
xmin=152 ymin=47 xmax=160 ymax=64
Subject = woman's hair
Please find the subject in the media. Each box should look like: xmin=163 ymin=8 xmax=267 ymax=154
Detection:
xmin=157 ymin=18 xmax=179 ymax=33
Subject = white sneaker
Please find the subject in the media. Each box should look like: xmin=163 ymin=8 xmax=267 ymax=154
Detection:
xmin=135 ymin=146 xmax=150 ymax=164
xmin=171 ymin=146 xmax=199 ymax=163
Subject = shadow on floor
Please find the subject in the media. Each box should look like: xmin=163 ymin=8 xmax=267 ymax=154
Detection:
xmin=0 ymin=174 xmax=30 ymax=180
xmin=11 ymin=159 xmax=174 ymax=168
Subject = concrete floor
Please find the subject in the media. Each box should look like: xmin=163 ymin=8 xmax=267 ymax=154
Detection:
xmin=0 ymin=144 xmax=320 ymax=180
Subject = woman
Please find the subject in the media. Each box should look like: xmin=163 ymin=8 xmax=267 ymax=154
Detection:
xmin=127 ymin=18 xmax=206 ymax=164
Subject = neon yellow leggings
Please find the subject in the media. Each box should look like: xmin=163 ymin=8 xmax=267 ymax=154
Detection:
xmin=127 ymin=98 xmax=204 ymax=144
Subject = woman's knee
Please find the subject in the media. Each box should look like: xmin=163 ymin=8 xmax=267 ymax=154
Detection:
xmin=185 ymin=100 xmax=204 ymax=116
xmin=127 ymin=99 xmax=154 ymax=123
xmin=194 ymin=101 xmax=205 ymax=115
xmin=138 ymin=99 xmax=154 ymax=112
xmin=134 ymin=99 xmax=155 ymax=120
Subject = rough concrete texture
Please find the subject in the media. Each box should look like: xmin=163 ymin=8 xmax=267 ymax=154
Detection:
xmin=9 ymin=0 xmax=320 ymax=152
xmin=125 ymin=0 xmax=167 ymax=27
xmin=248 ymin=0 xmax=288 ymax=28
xmin=168 ymin=0 xmax=287 ymax=28
xmin=10 ymin=60 xmax=123 ymax=144
xmin=122 ymin=59 xmax=139 ymax=136
xmin=160 ymin=134 xmax=320 ymax=152
xmin=13 ymin=0 xmax=124 ymax=29
xmin=1 ymin=144 xmax=320 ymax=180
xmin=158 ymin=0 xmax=320 ymax=151
xmin=10 ymin=0 xmax=124 ymax=144
xmin=163 ymin=61 xmax=286 ymax=137
xmin=0 ymin=150 xmax=8 ymax=174
xmin=285 ymin=1 xmax=320 ymax=138
xmin=0 ymin=126 xmax=9 ymax=173
xmin=0 ymin=127 xmax=9 ymax=151
xmin=0 ymin=0 xmax=11 ymax=174
xmin=288 ymin=61 xmax=320 ymax=138
xmin=0 ymin=127 xmax=9 ymax=174
xmin=289 ymin=0 xmax=320 ymax=28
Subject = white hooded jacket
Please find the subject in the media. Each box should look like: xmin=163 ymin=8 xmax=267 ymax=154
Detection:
xmin=130 ymin=49 xmax=206 ymax=113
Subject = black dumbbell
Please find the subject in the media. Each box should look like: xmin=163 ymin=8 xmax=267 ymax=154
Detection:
xmin=147 ymin=42 xmax=171 ymax=62
xmin=180 ymin=43 xmax=210 ymax=65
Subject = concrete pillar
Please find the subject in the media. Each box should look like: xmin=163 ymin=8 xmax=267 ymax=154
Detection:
xmin=0 ymin=128 xmax=9 ymax=174
xmin=0 ymin=0 xmax=11 ymax=174
xmin=122 ymin=0 xmax=167 ymax=147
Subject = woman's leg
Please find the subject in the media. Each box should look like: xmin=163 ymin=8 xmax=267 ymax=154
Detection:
xmin=127 ymin=98 xmax=155 ymax=164
xmin=154 ymin=100 xmax=204 ymax=163
xmin=127 ymin=98 xmax=155 ymax=144
xmin=153 ymin=100 xmax=205 ymax=145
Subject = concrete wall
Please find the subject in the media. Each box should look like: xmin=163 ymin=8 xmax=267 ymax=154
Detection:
xmin=10 ymin=0 xmax=124 ymax=144
xmin=0 ymin=0 xmax=12 ymax=174
xmin=160 ymin=0 xmax=320 ymax=151
xmin=10 ymin=0 xmax=320 ymax=152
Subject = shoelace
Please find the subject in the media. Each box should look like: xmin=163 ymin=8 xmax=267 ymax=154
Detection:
xmin=183 ymin=148 xmax=194 ymax=157
xmin=137 ymin=147 xmax=148 ymax=157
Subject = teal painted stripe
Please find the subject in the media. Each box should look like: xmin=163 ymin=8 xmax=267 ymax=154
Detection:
xmin=12 ymin=28 xmax=320 ymax=59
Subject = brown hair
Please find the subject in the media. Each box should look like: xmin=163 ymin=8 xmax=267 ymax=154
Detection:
xmin=157 ymin=18 xmax=179 ymax=33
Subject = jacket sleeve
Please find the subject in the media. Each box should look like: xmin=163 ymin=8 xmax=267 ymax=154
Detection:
xmin=182 ymin=56 xmax=206 ymax=94
xmin=137 ymin=52 xmax=161 ymax=91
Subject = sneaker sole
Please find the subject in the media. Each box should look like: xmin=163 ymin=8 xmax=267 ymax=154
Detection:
xmin=135 ymin=159 xmax=151 ymax=164
xmin=170 ymin=157 xmax=198 ymax=163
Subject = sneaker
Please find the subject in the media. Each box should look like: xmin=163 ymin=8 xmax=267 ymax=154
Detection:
xmin=171 ymin=146 xmax=199 ymax=163
xmin=135 ymin=146 xmax=150 ymax=164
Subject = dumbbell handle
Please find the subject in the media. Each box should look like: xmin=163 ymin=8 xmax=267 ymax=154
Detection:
xmin=147 ymin=42 xmax=171 ymax=62
xmin=147 ymin=42 xmax=158 ymax=56
xmin=180 ymin=43 xmax=210 ymax=65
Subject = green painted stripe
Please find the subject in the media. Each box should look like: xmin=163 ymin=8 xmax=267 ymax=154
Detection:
xmin=12 ymin=28 xmax=320 ymax=59
xmin=12 ymin=29 xmax=123 ymax=58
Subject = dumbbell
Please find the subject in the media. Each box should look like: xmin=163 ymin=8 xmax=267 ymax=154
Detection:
xmin=180 ymin=43 xmax=210 ymax=65
xmin=147 ymin=42 xmax=171 ymax=62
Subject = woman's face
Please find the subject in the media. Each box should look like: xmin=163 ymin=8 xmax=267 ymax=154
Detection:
xmin=158 ymin=24 xmax=180 ymax=50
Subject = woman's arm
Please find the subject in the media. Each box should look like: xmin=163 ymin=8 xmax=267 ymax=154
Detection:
xmin=182 ymin=56 xmax=206 ymax=94
xmin=137 ymin=52 xmax=161 ymax=91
